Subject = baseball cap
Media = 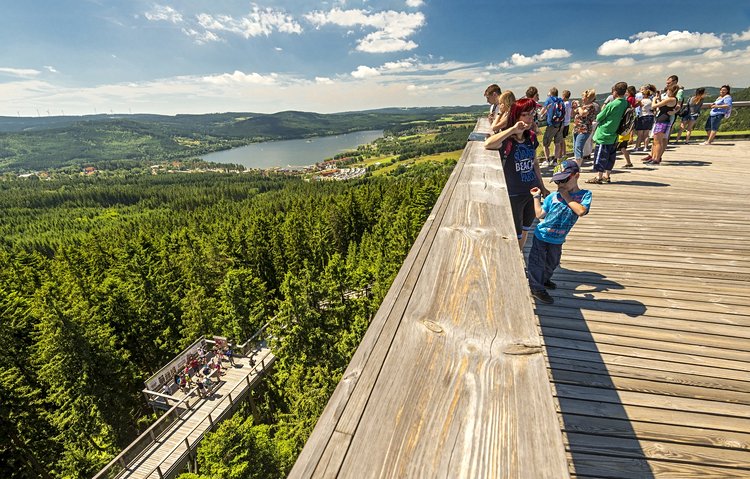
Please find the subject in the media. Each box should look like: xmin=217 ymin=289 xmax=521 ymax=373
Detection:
xmin=551 ymin=160 xmax=580 ymax=181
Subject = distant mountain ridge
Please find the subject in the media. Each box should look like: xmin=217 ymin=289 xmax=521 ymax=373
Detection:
xmin=0 ymin=105 xmax=483 ymax=135
xmin=0 ymin=106 xmax=484 ymax=172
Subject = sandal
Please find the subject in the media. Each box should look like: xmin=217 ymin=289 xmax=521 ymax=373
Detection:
xmin=602 ymin=177 xmax=611 ymax=183
xmin=623 ymin=163 xmax=634 ymax=168
xmin=585 ymin=177 xmax=602 ymax=184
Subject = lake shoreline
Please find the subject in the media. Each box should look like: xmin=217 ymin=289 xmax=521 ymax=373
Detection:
xmin=201 ymin=130 xmax=384 ymax=170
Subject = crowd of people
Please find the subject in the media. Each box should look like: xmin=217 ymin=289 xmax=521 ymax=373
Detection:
xmin=481 ymin=76 xmax=734 ymax=305
xmin=168 ymin=344 xmax=235 ymax=399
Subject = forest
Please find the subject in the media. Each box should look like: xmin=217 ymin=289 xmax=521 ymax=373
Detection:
xmin=0 ymin=160 xmax=455 ymax=478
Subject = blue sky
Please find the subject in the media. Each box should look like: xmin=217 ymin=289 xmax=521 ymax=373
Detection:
xmin=1 ymin=1 xmax=749 ymax=116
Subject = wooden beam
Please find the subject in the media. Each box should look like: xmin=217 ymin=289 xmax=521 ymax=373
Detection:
xmin=291 ymin=119 xmax=569 ymax=478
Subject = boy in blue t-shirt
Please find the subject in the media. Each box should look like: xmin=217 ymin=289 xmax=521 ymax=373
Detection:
xmin=528 ymin=160 xmax=592 ymax=304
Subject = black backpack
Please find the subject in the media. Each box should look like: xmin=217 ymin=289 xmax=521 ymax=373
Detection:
xmin=616 ymin=106 xmax=636 ymax=135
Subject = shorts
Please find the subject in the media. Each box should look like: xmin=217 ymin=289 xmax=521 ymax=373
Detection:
xmin=562 ymin=125 xmax=570 ymax=137
xmin=615 ymin=140 xmax=629 ymax=150
xmin=705 ymin=115 xmax=723 ymax=132
xmin=543 ymin=124 xmax=563 ymax=146
xmin=653 ymin=122 xmax=671 ymax=135
xmin=592 ymin=143 xmax=617 ymax=172
xmin=635 ymin=115 xmax=654 ymax=131
xmin=509 ymin=194 xmax=536 ymax=239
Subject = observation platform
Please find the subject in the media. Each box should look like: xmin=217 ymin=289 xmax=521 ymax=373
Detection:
xmin=95 ymin=347 xmax=275 ymax=479
xmin=292 ymin=120 xmax=750 ymax=478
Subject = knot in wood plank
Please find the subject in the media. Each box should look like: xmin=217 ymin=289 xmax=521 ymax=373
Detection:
xmin=503 ymin=343 xmax=543 ymax=356
xmin=421 ymin=320 xmax=444 ymax=334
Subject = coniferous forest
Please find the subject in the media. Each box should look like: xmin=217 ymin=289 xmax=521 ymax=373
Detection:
xmin=0 ymin=161 xmax=454 ymax=478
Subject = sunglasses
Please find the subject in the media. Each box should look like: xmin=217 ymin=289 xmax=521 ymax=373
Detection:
xmin=553 ymin=176 xmax=571 ymax=185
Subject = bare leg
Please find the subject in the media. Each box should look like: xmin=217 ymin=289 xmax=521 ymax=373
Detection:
xmin=621 ymin=148 xmax=632 ymax=166
xmin=652 ymin=133 xmax=664 ymax=161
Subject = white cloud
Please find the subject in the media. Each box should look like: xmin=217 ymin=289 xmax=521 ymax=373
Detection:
xmin=201 ymin=71 xmax=278 ymax=85
xmin=44 ymin=65 xmax=58 ymax=74
xmin=304 ymin=8 xmax=424 ymax=53
xmin=351 ymin=65 xmax=380 ymax=78
xmin=196 ymin=7 xmax=302 ymax=39
xmin=498 ymin=49 xmax=571 ymax=68
xmin=614 ymin=58 xmax=635 ymax=66
xmin=0 ymin=67 xmax=41 ymax=78
xmin=406 ymin=0 xmax=424 ymax=6
xmin=630 ymin=31 xmax=658 ymax=40
xmin=145 ymin=5 xmax=183 ymax=24
xmin=731 ymin=28 xmax=750 ymax=42
xmin=406 ymin=84 xmax=429 ymax=91
xmin=315 ymin=77 xmax=334 ymax=84
xmin=182 ymin=28 xmax=223 ymax=45
xmin=702 ymin=48 xmax=725 ymax=59
xmin=381 ymin=59 xmax=416 ymax=71
xmin=348 ymin=58 xmax=475 ymax=81
xmin=597 ymin=30 xmax=723 ymax=56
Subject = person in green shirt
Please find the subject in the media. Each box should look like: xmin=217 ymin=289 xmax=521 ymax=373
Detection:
xmin=586 ymin=82 xmax=628 ymax=184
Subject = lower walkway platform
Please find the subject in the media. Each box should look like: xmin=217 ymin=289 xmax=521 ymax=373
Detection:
xmin=112 ymin=349 xmax=274 ymax=479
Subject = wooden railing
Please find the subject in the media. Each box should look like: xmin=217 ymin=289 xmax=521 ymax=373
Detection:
xmin=290 ymin=118 xmax=569 ymax=478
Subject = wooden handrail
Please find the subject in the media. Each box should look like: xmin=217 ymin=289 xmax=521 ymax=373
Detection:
xmin=290 ymin=118 xmax=570 ymax=478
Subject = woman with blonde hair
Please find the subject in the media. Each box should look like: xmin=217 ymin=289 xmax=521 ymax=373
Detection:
xmin=572 ymin=89 xmax=599 ymax=167
xmin=491 ymin=90 xmax=516 ymax=132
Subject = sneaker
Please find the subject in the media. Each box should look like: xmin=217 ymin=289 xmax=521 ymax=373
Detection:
xmin=531 ymin=289 xmax=554 ymax=304
xmin=641 ymin=155 xmax=653 ymax=163
xmin=540 ymin=160 xmax=550 ymax=168
xmin=544 ymin=280 xmax=557 ymax=290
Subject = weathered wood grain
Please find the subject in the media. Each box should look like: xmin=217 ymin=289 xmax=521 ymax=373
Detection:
xmin=291 ymin=120 xmax=569 ymax=478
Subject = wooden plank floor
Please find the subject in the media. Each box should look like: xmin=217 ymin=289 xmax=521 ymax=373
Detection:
xmin=529 ymin=139 xmax=750 ymax=478
xmin=119 ymin=349 xmax=275 ymax=479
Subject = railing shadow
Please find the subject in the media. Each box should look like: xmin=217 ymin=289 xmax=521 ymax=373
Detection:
xmin=533 ymin=266 xmax=655 ymax=479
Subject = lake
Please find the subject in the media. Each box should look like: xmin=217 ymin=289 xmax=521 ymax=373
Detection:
xmin=201 ymin=130 xmax=383 ymax=169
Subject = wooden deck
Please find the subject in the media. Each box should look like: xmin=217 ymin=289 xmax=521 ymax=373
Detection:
xmin=535 ymin=139 xmax=750 ymax=478
xmin=118 ymin=349 xmax=275 ymax=479
xmin=292 ymin=117 xmax=750 ymax=478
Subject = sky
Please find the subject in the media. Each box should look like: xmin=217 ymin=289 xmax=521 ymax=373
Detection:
xmin=1 ymin=0 xmax=749 ymax=117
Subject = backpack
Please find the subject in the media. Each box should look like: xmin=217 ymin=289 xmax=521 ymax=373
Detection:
xmin=549 ymin=98 xmax=565 ymax=126
xmin=616 ymin=106 xmax=636 ymax=135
